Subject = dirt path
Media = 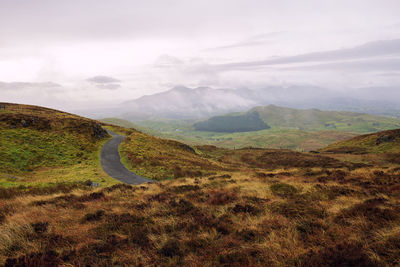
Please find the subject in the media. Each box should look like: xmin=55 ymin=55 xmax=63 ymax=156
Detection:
xmin=100 ymin=130 xmax=152 ymax=185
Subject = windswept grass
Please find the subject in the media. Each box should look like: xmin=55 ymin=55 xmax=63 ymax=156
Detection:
xmin=1 ymin=165 xmax=399 ymax=266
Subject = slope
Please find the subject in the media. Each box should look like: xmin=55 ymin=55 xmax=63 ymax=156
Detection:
xmin=253 ymin=105 xmax=400 ymax=132
xmin=321 ymin=128 xmax=400 ymax=155
xmin=0 ymin=103 xmax=120 ymax=187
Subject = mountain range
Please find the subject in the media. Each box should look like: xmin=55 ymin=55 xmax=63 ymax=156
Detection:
xmin=111 ymin=85 xmax=400 ymax=121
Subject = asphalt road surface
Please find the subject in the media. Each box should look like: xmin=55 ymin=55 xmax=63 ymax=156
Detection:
xmin=100 ymin=130 xmax=152 ymax=185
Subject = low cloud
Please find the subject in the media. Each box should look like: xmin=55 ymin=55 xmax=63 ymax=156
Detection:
xmin=213 ymin=39 xmax=400 ymax=70
xmin=0 ymin=81 xmax=61 ymax=91
xmin=283 ymin=58 xmax=400 ymax=72
xmin=86 ymin=75 xmax=121 ymax=84
xmin=86 ymin=75 xmax=121 ymax=90
xmin=95 ymin=83 xmax=121 ymax=90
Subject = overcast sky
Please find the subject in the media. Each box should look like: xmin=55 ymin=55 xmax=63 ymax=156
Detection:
xmin=1 ymin=0 xmax=400 ymax=110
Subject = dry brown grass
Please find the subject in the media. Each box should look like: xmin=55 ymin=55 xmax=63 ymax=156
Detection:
xmin=1 ymin=160 xmax=399 ymax=266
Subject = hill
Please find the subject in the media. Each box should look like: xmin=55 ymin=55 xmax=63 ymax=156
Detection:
xmin=193 ymin=103 xmax=400 ymax=133
xmin=133 ymin=105 xmax=400 ymax=151
xmin=0 ymin=103 xmax=224 ymax=186
xmin=194 ymin=111 xmax=270 ymax=132
xmin=0 ymin=103 xmax=119 ymax=187
xmin=105 ymin=126 xmax=223 ymax=180
xmin=251 ymin=105 xmax=400 ymax=132
xmin=2 ymin=103 xmax=400 ymax=266
xmin=103 ymin=85 xmax=400 ymax=121
xmin=321 ymin=128 xmax=400 ymax=155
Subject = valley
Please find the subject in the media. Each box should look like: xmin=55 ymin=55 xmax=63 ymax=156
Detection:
xmin=103 ymin=104 xmax=400 ymax=152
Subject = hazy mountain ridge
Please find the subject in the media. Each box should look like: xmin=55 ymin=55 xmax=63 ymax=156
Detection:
xmin=116 ymin=85 xmax=400 ymax=121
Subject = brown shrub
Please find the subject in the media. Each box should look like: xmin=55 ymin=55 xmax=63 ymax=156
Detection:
xmin=168 ymin=185 xmax=200 ymax=194
xmin=159 ymin=239 xmax=182 ymax=258
xmin=30 ymin=222 xmax=49 ymax=234
xmin=0 ymin=182 xmax=90 ymax=200
xmin=207 ymin=190 xmax=237 ymax=205
xmin=82 ymin=210 xmax=105 ymax=222
xmin=297 ymin=242 xmax=377 ymax=267
xmin=269 ymin=198 xmax=327 ymax=219
xmin=5 ymin=250 xmax=62 ymax=267
xmin=270 ymin=183 xmax=298 ymax=197
xmin=370 ymin=232 xmax=400 ymax=266
xmin=231 ymin=204 xmax=261 ymax=215
xmin=335 ymin=198 xmax=399 ymax=227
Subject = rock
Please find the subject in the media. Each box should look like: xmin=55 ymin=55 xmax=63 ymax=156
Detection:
xmin=91 ymin=182 xmax=100 ymax=188
xmin=179 ymin=143 xmax=196 ymax=154
xmin=84 ymin=180 xmax=100 ymax=188
xmin=90 ymin=124 xmax=108 ymax=139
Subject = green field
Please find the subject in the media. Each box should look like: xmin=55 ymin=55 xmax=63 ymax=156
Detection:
xmin=114 ymin=105 xmax=400 ymax=151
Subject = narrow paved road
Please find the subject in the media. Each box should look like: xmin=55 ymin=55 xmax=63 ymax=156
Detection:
xmin=101 ymin=130 xmax=152 ymax=185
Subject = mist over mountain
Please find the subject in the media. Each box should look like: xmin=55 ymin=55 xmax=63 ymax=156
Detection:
xmin=119 ymin=86 xmax=258 ymax=120
xmin=109 ymin=85 xmax=400 ymax=121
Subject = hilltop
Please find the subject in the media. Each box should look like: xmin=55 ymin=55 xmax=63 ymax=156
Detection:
xmin=322 ymin=128 xmax=400 ymax=155
xmin=0 ymin=103 xmax=120 ymax=186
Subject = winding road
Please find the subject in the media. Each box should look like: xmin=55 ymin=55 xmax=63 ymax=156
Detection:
xmin=100 ymin=130 xmax=152 ymax=185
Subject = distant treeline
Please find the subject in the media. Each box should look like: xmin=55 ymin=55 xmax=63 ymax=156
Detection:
xmin=194 ymin=111 xmax=270 ymax=133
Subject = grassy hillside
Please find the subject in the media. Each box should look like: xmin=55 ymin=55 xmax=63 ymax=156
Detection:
xmin=116 ymin=128 xmax=223 ymax=180
xmin=322 ymin=128 xmax=400 ymax=155
xmin=133 ymin=105 xmax=400 ymax=151
xmin=253 ymin=105 xmax=400 ymax=132
xmin=135 ymin=120 xmax=358 ymax=151
xmin=0 ymin=103 xmax=117 ymax=187
xmin=2 ymin=103 xmax=400 ymax=266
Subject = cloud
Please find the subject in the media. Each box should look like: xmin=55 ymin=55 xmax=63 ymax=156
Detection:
xmin=206 ymin=31 xmax=286 ymax=51
xmin=0 ymin=81 xmax=61 ymax=90
xmin=86 ymin=75 xmax=121 ymax=84
xmin=214 ymin=39 xmax=400 ymax=70
xmin=86 ymin=75 xmax=121 ymax=90
xmin=283 ymin=58 xmax=400 ymax=72
xmin=95 ymin=83 xmax=121 ymax=90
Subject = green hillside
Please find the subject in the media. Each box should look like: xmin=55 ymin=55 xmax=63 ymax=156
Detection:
xmin=0 ymin=103 xmax=117 ymax=187
xmin=321 ymin=128 xmax=400 ymax=155
xmin=253 ymin=105 xmax=400 ymax=132
xmin=133 ymin=105 xmax=400 ymax=151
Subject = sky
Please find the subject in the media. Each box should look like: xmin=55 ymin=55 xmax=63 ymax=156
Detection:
xmin=1 ymin=0 xmax=400 ymax=110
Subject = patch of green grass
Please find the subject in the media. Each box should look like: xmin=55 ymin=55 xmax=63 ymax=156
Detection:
xmin=322 ymin=129 xmax=400 ymax=154
xmin=0 ymin=128 xmax=97 ymax=173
